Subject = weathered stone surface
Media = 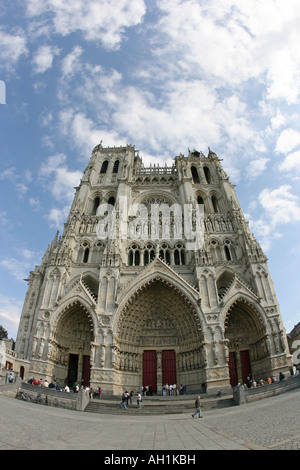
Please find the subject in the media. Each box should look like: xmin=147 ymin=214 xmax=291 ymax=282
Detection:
xmin=14 ymin=144 xmax=292 ymax=395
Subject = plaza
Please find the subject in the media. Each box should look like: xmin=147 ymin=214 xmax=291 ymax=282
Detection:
xmin=1 ymin=387 xmax=300 ymax=451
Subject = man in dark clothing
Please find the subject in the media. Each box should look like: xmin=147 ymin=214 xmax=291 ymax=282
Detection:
xmin=192 ymin=395 xmax=203 ymax=418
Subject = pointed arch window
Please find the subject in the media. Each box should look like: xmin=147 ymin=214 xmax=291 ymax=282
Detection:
xmin=83 ymin=247 xmax=90 ymax=263
xmin=159 ymin=244 xmax=171 ymax=264
xmin=203 ymin=166 xmax=212 ymax=184
xmin=212 ymin=195 xmax=220 ymax=213
xmin=92 ymin=196 xmax=100 ymax=215
xmin=100 ymin=160 xmax=109 ymax=174
xmin=128 ymin=250 xmax=134 ymax=266
xmin=224 ymin=245 xmax=231 ymax=261
xmin=174 ymin=249 xmax=180 ymax=265
xmin=160 ymin=249 xmax=171 ymax=264
xmin=144 ymin=244 xmax=155 ymax=266
xmin=128 ymin=244 xmax=141 ymax=266
xmin=134 ymin=250 xmax=140 ymax=266
xmin=112 ymin=160 xmax=119 ymax=173
xmin=191 ymin=166 xmax=200 ymax=184
xmin=108 ymin=196 xmax=115 ymax=206
xmin=174 ymin=244 xmax=185 ymax=265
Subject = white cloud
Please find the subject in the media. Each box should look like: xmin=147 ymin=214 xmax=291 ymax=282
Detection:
xmin=248 ymin=184 xmax=300 ymax=251
xmin=39 ymin=153 xmax=81 ymax=202
xmin=26 ymin=0 xmax=146 ymax=49
xmin=0 ymin=258 xmax=32 ymax=282
xmin=60 ymin=45 xmax=83 ymax=79
xmin=247 ymin=158 xmax=270 ymax=179
xmin=0 ymin=248 xmax=41 ymax=283
xmin=275 ymin=129 xmax=300 ymax=154
xmin=0 ymin=167 xmax=29 ymax=196
xmin=39 ymin=153 xmax=67 ymax=178
xmin=278 ymin=150 xmax=300 ymax=175
xmin=46 ymin=205 xmax=71 ymax=229
xmin=154 ymin=1 xmax=300 ymax=106
xmin=29 ymin=197 xmax=41 ymax=211
xmin=23 ymin=1 xmax=298 ymax=171
xmin=17 ymin=248 xmax=38 ymax=260
xmin=0 ymin=211 xmax=11 ymax=228
xmin=58 ymin=109 xmax=122 ymax=156
xmin=270 ymin=111 xmax=286 ymax=130
xmin=0 ymin=28 xmax=28 ymax=71
xmin=32 ymin=45 xmax=60 ymax=73
xmin=258 ymin=185 xmax=300 ymax=227
xmin=0 ymin=295 xmax=23 ymax=339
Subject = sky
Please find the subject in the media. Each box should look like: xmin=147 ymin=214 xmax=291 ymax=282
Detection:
xmin=1 ymin=0 xmax=300 ymax=339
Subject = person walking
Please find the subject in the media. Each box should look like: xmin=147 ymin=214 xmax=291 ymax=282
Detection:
xmin=120 ymin=391 xmax=128 ymax=410
xmin=192 ymin=395 xmax=203 ymax=418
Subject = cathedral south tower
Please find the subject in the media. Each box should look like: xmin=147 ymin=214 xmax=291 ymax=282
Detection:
xmin=15 ymin=143 xmax=292 ymax=394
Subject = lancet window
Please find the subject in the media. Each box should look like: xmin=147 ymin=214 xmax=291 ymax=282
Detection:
xmin=100 ymin=160 xmax=109 ymax=174
xmin=144 ymin=243 xmax=155 ymax=266
xmin=203 ymin=166 xmax=212 ymax=184
xmin=128 ymin=244 xmax=140 ymax=266
xmin=212 ymin=195 xmax=221 ymax=213
xmin=112 ymin=160 xmax=119 ymax=173
xmin=191 ymin=166 xmax=200 ymax=184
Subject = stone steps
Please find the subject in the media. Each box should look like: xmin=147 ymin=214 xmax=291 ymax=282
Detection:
xmin=84 ymin=395 xmax=235 ymax=415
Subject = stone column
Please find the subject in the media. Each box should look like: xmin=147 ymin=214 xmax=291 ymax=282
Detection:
xmin=156 ymin=350 xmax=162 ymax=395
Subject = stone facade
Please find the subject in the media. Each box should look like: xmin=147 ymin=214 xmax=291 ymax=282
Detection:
xmin=288 ymin=322 xmax=300 ymax=372
xmin=15 ymin=144 xmax=292 ymax=394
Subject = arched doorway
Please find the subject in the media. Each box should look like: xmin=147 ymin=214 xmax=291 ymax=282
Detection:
xmin=224 ymin=299 xmax=267 ymax=386
xmin=115 ymin=278 xmax=204 ymax=394
xmin=52 ymin=301 xmax=95 ymax=387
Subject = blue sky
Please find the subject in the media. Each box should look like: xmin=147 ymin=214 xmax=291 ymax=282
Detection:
xmin=1 ymin=0 xmax=300 ymax=339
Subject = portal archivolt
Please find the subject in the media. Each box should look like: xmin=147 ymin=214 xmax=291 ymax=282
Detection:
xmin=224 ymin=298 xmax=268 ymax=385
xmin=50 ymin=301 xmax=95 ymax=386
xmin=116 ymin=279 xmax=203 ymax=348
xmin=114 ymin=278 xmax=204 ymax=392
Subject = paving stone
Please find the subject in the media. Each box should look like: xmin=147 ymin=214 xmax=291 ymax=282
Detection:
xmin=0 ymin=388 xmax=300 ymax=451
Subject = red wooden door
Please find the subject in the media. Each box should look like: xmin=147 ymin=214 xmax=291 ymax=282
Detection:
xmin=82 ymin=355 xmax=91 ymax=387
xmin=143 ymin=351 xmax=157 ymax=394
xmin=162 ymin=350 xmax=176 ymax=386
xmin=229 ymin=352 xmax=238 ymax=386
xmin=240 ymin=350 xmax=252 ymax=384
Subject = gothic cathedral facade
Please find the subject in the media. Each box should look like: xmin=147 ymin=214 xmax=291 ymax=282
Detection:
xmin=15 ymin=144 xmax=292 ymax=394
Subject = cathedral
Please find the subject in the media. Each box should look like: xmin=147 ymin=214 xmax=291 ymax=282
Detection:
xmin=15 ymin=143 xmax=292 ymax=394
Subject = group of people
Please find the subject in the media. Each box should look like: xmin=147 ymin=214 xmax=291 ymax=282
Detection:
xmin=120 ymin=391 xmax=142 ymax=409
xmin=28 ymin=377 xmax=51 ymax=387
xmin=239 ymin=372 xmax=286 ymax=389
xmin=141 ymin=385 xmax=153 ymax=396
xmin=27 ymin=376 xmax=103 ymax=397
xmin=162 ymin=383 xmax=186 ymax=396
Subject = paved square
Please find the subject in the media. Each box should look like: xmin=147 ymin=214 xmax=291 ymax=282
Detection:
xmin=1 ymin=388 xmax=300 ymax=451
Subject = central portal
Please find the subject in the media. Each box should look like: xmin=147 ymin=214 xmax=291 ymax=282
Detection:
xmin=116 ymin=278 xmax=204 ymax=395
xmin=142 ymin=349 xmax=177 ymax=394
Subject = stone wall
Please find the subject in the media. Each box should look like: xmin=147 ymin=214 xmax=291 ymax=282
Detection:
xmin=15 ymin=382 xmax=89 ymax=411
xmin=233 ymin=374 xmax=300 ymax=405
